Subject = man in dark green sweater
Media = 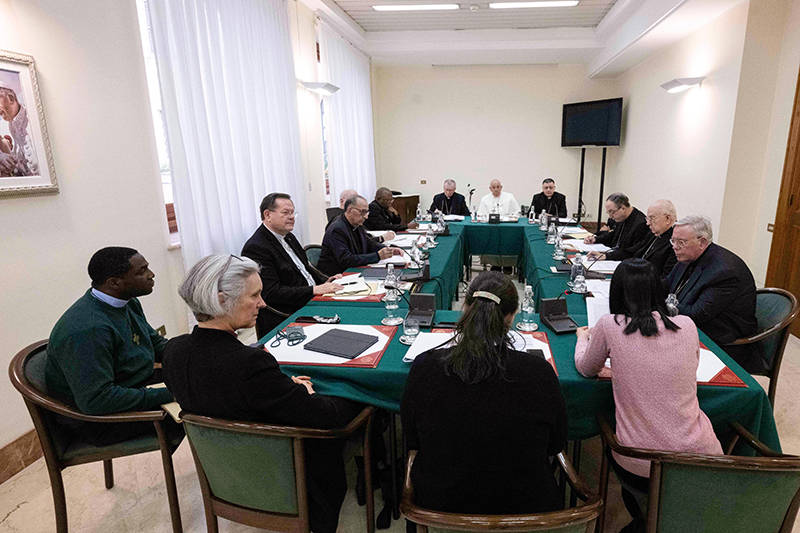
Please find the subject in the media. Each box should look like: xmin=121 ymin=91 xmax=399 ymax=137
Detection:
xmin=46 ymin=247 xmax=178 ymax=445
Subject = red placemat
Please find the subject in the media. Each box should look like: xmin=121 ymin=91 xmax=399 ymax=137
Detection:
xmin=698 ymin=342 xmax=746 ymax=387
xmin=312 ymin=292 xmax=386 ymax=303
xmin=265 ymin=323 xmax=396 ymax=368
xmin=431 ymin=328 xmax=558 ymax=375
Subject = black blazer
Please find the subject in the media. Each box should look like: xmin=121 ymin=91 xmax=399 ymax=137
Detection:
xmin=530 ymin=192 xmax=567 ymax=218
xmin=401 ymin=347 xmax=567 ymax=515
xmin=597 ymin=207 xmax=650 ymax=259
xmin=666 ymin=243 xmax=759 ymax=372
xmin=606 ymin=226 xmax=677 ymax=279
xmin=317 ymin=216 xmax=385 ymax=276
xmin=364 ymin=200 xmax=407 ymax=232
xmin=241 ymin=224 xmax=326 ymax=339
xmin=429 ymin=192 xmax=470 ymax=216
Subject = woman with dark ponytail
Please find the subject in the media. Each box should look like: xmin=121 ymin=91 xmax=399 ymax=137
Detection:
xmin=575 ymin=259 xmax=721 ymax=533
xmin=400 ymin=271 xmax=567 ymax=515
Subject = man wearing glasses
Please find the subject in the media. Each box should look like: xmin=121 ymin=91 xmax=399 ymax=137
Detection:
xmin=318 ymin=195 xmax=404 ymax=276
xmin=584 ymin=192 xmax=649 ymax=258
xmin=666 ymin=215 xmax=759 ymax=373
xmin=364 ymin=187 xmax=419 ymax=232
xmin=588 ymin=199 xmax=677 ymax=278
xmin=242 ymin=193 xmax=345 ymax=339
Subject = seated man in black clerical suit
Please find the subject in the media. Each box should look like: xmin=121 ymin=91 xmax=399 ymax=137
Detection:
xmin=589 ymin=199 xmax=677 ymax=279
xmin=317 ymin=195 xmax=403 ymax=276
xmin=530 ymin=178 xmax=567 ymax=218
xmin=242 ymin=193 xmax=344 ymax=339
xmin=430 ymin=179 xmax=470 ymax=216
xmin=584 ymin=192 xmax=650 ymax=258
xmin=666 ymin=215 xmax=760 ymax=373
xmin=364 ymin=187 xmax=418 ymax=232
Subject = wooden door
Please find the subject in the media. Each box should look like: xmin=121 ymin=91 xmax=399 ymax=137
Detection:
xmin=766 ymin=67 xmax=800 ymax=337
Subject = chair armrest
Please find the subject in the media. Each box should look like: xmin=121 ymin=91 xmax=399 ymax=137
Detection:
xmin=556 ymin=451 xmax=593 ymax=502
xmin=263 ymin=303 xmax=291 ymax=319
xmin=728 ymin=421 xmax=786 ymax=457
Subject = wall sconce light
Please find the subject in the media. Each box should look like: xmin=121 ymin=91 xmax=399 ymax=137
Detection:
xmin=300 ymin=82 xmax=340 ymax=95
xmin=660 ymin=77 xmax=706 ymax=93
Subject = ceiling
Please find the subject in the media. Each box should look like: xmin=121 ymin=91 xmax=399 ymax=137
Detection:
xmin=299 ymin=0 xmax=746 ymax=76
xmin=332 ymin=0 xmax=618 ymax=32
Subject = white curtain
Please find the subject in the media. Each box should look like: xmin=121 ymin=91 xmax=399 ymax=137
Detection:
xmin=146 ymin=0 xmax=307 ymax=268
xmin=318 ymin=22 xmax=377 ymax=203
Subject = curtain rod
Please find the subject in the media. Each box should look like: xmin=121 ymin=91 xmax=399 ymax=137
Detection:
xmin=315 ymin=14 xmax=372 ymax=61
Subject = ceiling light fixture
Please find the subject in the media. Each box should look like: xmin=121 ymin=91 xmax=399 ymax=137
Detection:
xmin=489 ymin=1 xmax=579 ymax=8
xmin=373 ymin=3 xmax=460 ymax=10
xmin=660 ymin=77 xmax=706 ymax=93
xmin=300 ymin=82 xmax=340 ymax=95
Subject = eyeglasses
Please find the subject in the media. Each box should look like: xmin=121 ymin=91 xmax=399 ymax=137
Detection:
xmin=645 ymin=213 xmax=666 ymax=223
xmin=218 ymin=254 xmax=242 ymax=288
xmin=606 ymin=206 xmax=622 ymax=216
xmin=351 ymin=208 xmax=369 ymax=216
xmin=669 ymin=237 xmax=699 ymax=248
xmin=269 ymin=209 xmax=295 ymax=217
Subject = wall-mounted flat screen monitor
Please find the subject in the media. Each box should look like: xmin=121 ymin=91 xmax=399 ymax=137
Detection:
xmin=561 ymin=98 xmax=623 ymax=147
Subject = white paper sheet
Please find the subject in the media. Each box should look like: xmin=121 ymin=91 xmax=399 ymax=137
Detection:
xmin=328 ymin=282 xmax=387 ymax=300
xmin=368 ymin=256 xmax=407 ymax=267
xmin=561 ymin=226 xmax=587 ymax=233
xmin=562 ymin=239 xmax=611 ymax=253
xmin=509 ymin=330 xmax=554 ymax=361
xmin=586 ymin=296 xmax=610 ymax=327
xmin=697 ymin=348 xmax=727 ymax=382
xmin=367 ymin=230 xmax=388 ymax=238
xmin=383 ymin=235 xmax=417 ymax=248
xmin=403 ymin=332 xmax=457 ymax=362
xmin=588 ymin=261 xmax=621 ymax=274
xmin=443 ymin=215 xmax=465 ymax=221
xmin=268 ymin=324 xmax=390 ymax=365
xmin=585 ymin=279 xmax=611 ymax=298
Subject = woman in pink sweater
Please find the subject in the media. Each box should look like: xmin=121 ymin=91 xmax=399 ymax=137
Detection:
xmin=574 ymin=259 xmax=721 ymax=533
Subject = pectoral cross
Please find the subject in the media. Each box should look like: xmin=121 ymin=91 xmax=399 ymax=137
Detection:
xmin=133 ymin=333 xmax=140 ymax=345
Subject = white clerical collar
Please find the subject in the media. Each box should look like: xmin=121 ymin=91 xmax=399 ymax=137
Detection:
xmin=264 ymin=223 xmax=289 ymax=242
xmin=91 ymin=288 xmax=129 ymax=308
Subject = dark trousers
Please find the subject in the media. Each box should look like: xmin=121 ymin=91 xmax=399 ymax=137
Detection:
xmin=606 ymin=448 xmax=650 ymax=531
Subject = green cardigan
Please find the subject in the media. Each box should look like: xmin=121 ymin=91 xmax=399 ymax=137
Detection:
xmin=45 ymin=289 xmax=173 ymax=414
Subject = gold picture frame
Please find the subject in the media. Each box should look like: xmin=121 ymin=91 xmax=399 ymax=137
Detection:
xmin=0 ymin=49 xmax=58 ymax=198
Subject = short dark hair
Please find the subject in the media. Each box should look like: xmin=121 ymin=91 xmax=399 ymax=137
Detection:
xmin=607 ymin=192 xmax=630 ymax=208
xmin=375 ymin=187 xmax=392 ymax=199
xmin=542 ymin=178 xmax=555 ymax=185
xmin=609 ymin=259 xmax=679 ymax=337
xmin=260 ymin=193 xmax=292 ymax=219
xmin=441 ymin=271 xmax=519 ymax=384
xmin=88 ymin=247 xmax=139 ymax=287
xmin=344 ymin=195 xmax=366 ymax=211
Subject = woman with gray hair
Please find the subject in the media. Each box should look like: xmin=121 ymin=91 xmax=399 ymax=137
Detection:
xmin=162 ymin=254 xmax=363 ymax=533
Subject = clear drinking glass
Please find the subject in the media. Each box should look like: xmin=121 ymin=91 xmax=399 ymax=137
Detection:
xmin=402 ymin=318 xmax=420 ymax=343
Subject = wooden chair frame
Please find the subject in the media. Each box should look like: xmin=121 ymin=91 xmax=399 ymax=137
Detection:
xmin=182 ymin=406 xmax=376 ymax=533
xmin=723 ymin=287 xmax=799 ymax=405
xmin=8 ymin=340 xmax=182 ymax=533
xmin=400 ymin=450 xmax=603 ymax=532
xmin=596 ymin=413 xmax=800 ymax=533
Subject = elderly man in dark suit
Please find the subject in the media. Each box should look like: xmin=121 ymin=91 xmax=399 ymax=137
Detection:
xmin=242 ymin=193 xmax=344 ymax=339
xmin=430 ymin=179 xmax=470 ymax=216
xmin=530 ymin=178 xmax=567 ymax=219
xmin=318 ymin=195 xmax=403 ymax=276
xmin=666 ymin=215 xmax=759 ymax=373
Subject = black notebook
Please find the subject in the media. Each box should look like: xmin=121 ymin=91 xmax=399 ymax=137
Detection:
xmin=303 ymin=328 xmax=379 ymax=360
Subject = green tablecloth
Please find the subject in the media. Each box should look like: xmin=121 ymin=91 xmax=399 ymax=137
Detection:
xmin=265 ymin=223 xmax=781 ymax=451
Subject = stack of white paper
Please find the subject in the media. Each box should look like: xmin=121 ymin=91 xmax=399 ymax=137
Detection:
xmin=589 ymin=261 xmax=621 ymax=274
xmin=443 ymin=215 xmax=465 ymax=221
xmin=585 ymin=279 xmax=611 ymax=297
xmin=367 ymin=230 xmax=388 ymax=238
xmin=562 ymin=239 xmax=611 ymax=253
xmin=586 ymin=296 xmax=610 ymax=327
xmin=368 ymin=255 xmax=407 ymax=267
xmin=384 ymin=235 xmax=417 ymax=248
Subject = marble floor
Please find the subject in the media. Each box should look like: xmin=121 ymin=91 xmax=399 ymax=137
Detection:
xmin=2 ymin=278 xmax=800 ymax=532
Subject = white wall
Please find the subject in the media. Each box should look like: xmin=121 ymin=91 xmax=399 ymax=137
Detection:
xmin=0 ymin=0 xmax=186 ymax=447
xmin=372 ymin=64 xmax=620 ymax=220
xmin=612 ymin=2 xmax=748 ymax=236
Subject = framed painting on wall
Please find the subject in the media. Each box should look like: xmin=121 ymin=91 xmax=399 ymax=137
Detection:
xmin=0 ymin=49 xmax=57 ymax=198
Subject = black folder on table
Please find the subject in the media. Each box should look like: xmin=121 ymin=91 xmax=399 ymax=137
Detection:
xmin=303 ymin=328 xmax=379 ymax=359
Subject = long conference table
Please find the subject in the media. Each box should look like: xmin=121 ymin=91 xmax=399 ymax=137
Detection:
xmin=264 ymin=220 xmax=781 ymax=451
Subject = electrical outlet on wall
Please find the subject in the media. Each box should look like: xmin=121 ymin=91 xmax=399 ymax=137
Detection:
xmin=767 ymin=223 xmax=775 ymax=232
xmin=156 ymin=325 xmax=167 ymax=336
xmin=420 ymin=180 xmax=426 ymax=184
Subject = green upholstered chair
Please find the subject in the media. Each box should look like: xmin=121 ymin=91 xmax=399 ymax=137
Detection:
xmin=303 ymin=244 xmax=328 ymax=280
xmin=400 ymin=450 xmax=603 ymax=533
xmin=723 ymin=288 xmax=799 ymax=406
xmin=182 ymin=407 xmax=376 ymax=533
xmin=596 ymin=413 xmax=800 ymax=533
xmin=8 ymin=340 xmax=184 ymax=533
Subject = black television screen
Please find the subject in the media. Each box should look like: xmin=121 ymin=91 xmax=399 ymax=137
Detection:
xmin=561 ymin=98 xmax=623 ymax=147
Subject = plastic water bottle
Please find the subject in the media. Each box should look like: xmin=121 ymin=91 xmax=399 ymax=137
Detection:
xmin=415 ymin=203 xmax=422 ymax=222
xmin=411 ymin=240 xmax=421 ymax=265
xmin=518 ymin=285 xmax=538 ymax=331
xmin=470 ymin=207 xmax=477 ymax=223
xmin=546 ymin=222 xmax=557 ymax=244
xmin=570 ymin=254 xmax=587 ymax=293
xmin=382 ymin=289 xmax=403 ymax=325
xmin=666 ymin=294 xmax=679 ymax=316
xmin=552 ymin=234 xmax=565 ymax=260
xmin=426 ymin=224 xmax=435 ymax=247
xmin=437 ymin=216 xmax=446 ymax=232
xmin=539 ymin=210 xmax=548 ymax=230
xmin=528 ymin=207 xmax=537 ymax=224
xmin=385 ymin=264 xmax=397 ymax=290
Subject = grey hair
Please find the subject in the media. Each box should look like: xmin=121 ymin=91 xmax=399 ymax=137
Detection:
xmin=606 ymin=192 xmax=630 ymax=207
xmin=443 ymin=179 xmax=456 ymax=187
xmin=178 ymin=254 xmax=260 ymax=321
xmin=675 ymin=215 xmax=713 ymax=242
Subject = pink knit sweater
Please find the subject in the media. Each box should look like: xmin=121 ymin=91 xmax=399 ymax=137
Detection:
xmin=575 ymin=313 xmax=722 ymax=477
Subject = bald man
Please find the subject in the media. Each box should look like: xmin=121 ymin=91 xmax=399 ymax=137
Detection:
xmin=477 ymin=180 xmax=520 ymax=217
